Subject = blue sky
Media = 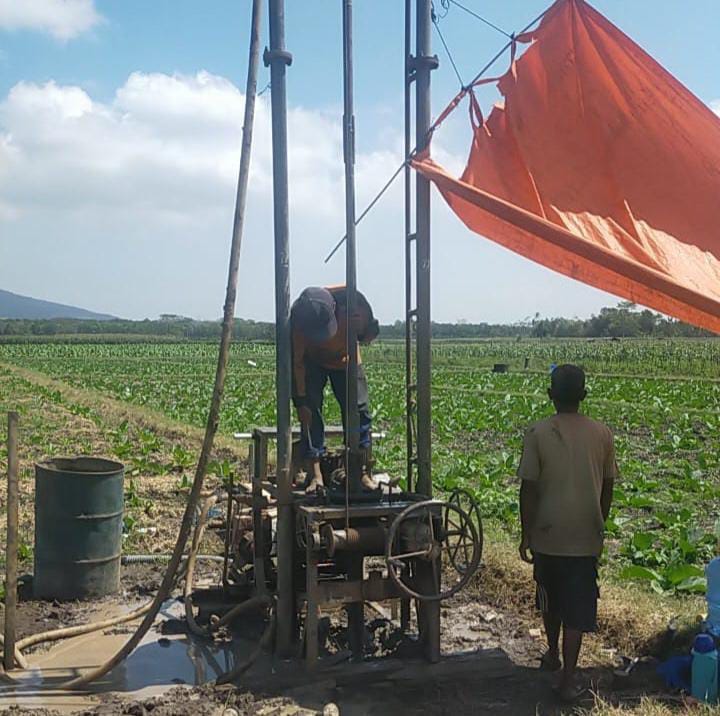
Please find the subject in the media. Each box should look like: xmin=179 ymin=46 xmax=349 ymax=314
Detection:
xmin=1 ymin=1 xmax=719 ymax=322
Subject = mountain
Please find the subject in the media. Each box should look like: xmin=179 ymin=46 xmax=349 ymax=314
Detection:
xmin=0 ymin=289 xmax=116 ymax=320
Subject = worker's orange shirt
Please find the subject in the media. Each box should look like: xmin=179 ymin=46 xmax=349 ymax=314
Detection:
xmin=292 ymin=286 xmax=362 ymax=402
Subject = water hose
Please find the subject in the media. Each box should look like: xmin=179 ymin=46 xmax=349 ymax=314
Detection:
xmin=5 ymin=559 xmax=193 ymax=663
xmin=0 ymin=634 xmax=29 ymax=670
xmin=210 ymin=594 xmax=272 ymax=632
xmin=215 ymin=599 xmax=276 ymax=685
xmin=15 ymin=602 xmax=153 ymax=653
xmin=184 ymin=494 xmax=219 ymax=636
xmin=57 ymin=2 xmax=262 ymax=688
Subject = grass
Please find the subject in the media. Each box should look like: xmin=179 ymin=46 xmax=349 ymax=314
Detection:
xmin=0 ymin=363 xmax=244 ymax=565
xmin=480 ymin=532 xmax=705 ymax=664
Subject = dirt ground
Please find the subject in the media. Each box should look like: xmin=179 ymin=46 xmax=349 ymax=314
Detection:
xmin=2 ymin=558 xmax=691 ymax=716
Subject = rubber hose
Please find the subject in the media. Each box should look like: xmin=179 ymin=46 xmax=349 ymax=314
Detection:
xmin=11 ymin=562 xmax=190 ymax=656
xmin=210 ymin=594 xmax=272 ymax=632
xmin=184 ymin=494 xmax=219 ymax=636
xmin=0 ymin=633 xmax=29 ymax=670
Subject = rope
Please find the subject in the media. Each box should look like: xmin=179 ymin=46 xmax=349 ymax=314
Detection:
xmin=447 ymin=0 xmax=513 ymax=39
xmin=324 ymin=158 xmax=410 ymax=264
xmin=467 ymin=6 xmax=549 ymax=86
xmin=322 ymin=5 xmax=549 ymax=264
xmin=432 ymin=10 xmax=465 ymax=88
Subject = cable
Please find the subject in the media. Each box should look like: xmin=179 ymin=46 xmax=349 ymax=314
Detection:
xmin=322 ymin=6 xmax=549 ymax=264
xmin=432 ymin=12 xmax=465 ymax=88
xmin=433 ymin=0 xmax=450 ymax=20
xmin=447 ymin=0 xmax=513 ymax=39
xmin=467 ymin=7 xmax=548 ymax=87
xmin=323 ymin=158 xmax=409 ymax=264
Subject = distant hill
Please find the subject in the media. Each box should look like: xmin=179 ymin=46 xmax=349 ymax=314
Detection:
xmin=0 ymin=289 xmax=115 ymax=320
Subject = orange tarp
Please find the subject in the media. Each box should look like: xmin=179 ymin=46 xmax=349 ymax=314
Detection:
xmin=414 ymin=0 xmax=720 ymax=333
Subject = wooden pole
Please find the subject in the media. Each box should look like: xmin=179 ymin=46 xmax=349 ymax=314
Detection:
xmin=4 ymin=412 xmax=19 ymax=671
xmin=62 ymin=0 xmax=263 ymax=688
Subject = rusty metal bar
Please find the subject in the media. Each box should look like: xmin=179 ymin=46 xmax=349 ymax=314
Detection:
xmin=305 ymin=538 xmax=319 ymax=669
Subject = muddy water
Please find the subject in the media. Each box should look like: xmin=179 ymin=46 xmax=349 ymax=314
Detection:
xmin=0 ymin=600 xmax=261 ymax=714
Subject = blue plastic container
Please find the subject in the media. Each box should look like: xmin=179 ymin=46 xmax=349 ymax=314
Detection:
xmin=706 ymin=557 xmax=720 ymax=637
xmin=691 ymin=634 xmax=718 ymax=704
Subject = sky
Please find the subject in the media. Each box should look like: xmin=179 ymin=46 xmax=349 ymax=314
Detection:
xmin=1 ymin=0 xmax=719 ymax=323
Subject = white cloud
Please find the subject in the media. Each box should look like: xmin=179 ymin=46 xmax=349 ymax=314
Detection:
xmin=0 ymin=71 xmax=409 ymax=319
xmin=0 ymin=70 xmax=613 ymax=323
xmin=0 ymin=0 xmax=103 ymax=40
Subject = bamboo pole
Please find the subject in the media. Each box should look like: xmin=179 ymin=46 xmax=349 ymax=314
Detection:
xmin=4 ymin=412 xmax=19 ymax=671
xmin=61 ymin=0 xmax=263 ymax=689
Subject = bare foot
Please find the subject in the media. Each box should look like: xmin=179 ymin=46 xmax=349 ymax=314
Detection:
xmin=539 ymin=650 xmax=561 ymax=671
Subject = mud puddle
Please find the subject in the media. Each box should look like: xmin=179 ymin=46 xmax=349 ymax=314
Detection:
xmin=0 ymin=600 xmax=265 ymax=715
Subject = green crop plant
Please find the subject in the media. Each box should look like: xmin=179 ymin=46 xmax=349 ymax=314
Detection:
xmin=1 ymin=337 xmax=719 ymax=595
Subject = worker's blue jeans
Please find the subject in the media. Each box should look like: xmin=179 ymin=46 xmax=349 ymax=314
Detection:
xmin=299 ymin=362 xmax=371 ymax=459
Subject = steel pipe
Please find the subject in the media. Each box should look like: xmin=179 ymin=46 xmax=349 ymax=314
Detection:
xmin=266 ymin=0 xmax=296 ymax=655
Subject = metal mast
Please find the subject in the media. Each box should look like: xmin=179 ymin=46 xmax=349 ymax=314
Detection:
xmin=265 ymin=0 xmax=295 ymax=654
xmin=342 ymin=0 xmax=366 ymax=659
xmin=413 ymin=0 xmax=436 ymax=497
xmin=343 ymin=0 xmax=361 ymax=496
xmin=403 ymin=0 xmax=415 ymax=494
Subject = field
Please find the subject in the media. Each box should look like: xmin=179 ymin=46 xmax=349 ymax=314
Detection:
xmin=1 ymin=337 xmax=719 ymax=595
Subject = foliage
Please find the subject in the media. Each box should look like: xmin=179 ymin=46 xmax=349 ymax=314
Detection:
xmin=0 ymin=301 xmax=711 ymax=340
xmin=1 ymin=337 xmax=719 ymax=594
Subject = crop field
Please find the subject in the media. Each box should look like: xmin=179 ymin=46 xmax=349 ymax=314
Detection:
xmin=1 ymin=337 xmax=719 ymax=597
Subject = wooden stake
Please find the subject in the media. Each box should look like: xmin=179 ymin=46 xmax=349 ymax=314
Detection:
xmin=4 ymin=411 xmax=19 ymax=671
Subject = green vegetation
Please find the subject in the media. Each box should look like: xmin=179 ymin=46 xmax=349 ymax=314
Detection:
xmin=1 ymin=336 xmax=718 ymax=597
xmin=0 ymin=301 xmax=712 ymax=340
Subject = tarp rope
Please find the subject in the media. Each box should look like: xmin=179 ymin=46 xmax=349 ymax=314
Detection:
xmin=323 ymin=5 xmax=549 ymax=264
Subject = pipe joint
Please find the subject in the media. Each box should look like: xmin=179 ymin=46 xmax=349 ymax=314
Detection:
xmin=408 ymin=53 xmax=439 ymax=72
xmin=263 ymin=47 xmax=293 ymax=67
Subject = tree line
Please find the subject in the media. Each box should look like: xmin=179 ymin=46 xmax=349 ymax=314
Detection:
xmin=0 ymin=303 xmax=712 ymax=340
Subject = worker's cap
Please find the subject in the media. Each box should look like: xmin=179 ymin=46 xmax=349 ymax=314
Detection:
xmin=291 ymin=287 xmax=338 ymax=343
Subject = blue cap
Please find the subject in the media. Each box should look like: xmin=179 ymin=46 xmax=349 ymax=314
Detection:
xmin=693 ymin=633 xmax=716 ymax=654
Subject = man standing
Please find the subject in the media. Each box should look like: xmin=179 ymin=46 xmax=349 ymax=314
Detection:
xmin=291 ymin=286 xmax=379 ymax=492
xmin=518 ymin=364 xmax=617 ymax=702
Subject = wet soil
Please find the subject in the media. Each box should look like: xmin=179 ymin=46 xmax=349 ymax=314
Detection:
xmin=13 ymin=560 xmax=225 ymax=656
xmin=6 ymin=568 xmax=678 ymax=716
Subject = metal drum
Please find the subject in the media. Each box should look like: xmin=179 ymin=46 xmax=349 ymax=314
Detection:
xmin=34 ymin=457 xmax=124 ymax=600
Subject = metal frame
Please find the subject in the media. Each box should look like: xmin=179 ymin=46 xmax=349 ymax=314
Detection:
xmin=265 ymin=0 xmax=438 ymax=663
xmin=405 ymin=0 xmax=437 ymax=498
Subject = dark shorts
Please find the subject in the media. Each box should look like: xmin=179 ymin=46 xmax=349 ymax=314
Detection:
xmin=533 ymin=553 xmax=599 ymax=633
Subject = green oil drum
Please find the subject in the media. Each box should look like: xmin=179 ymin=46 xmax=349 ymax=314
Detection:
xmin=34 ymin=457 xmax=124 ymax=600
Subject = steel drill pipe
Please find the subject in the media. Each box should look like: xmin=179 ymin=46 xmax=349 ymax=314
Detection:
xmin=266 ymin=0 xmax=295 ymax=656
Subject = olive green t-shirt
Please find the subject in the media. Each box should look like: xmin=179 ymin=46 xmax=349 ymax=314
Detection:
xmin=518 ymin=413 xmax=618 ymax=557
